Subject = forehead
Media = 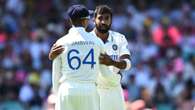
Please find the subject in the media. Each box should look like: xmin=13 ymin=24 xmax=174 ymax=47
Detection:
xmin=96 ymin=13 xmax=111 ymax=18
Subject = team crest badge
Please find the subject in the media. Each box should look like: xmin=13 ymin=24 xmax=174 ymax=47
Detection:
xmin=112 ymin=44 xmax=118 ymax=51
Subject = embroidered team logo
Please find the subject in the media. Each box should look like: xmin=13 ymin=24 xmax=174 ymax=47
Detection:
xmin=112 ymin=44 xmax=118 ymax=51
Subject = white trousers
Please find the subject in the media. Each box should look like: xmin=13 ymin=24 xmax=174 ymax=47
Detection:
xmin=98 ymin=86 xmax=126 ymax=110
xmin=55 ymin=81 xmax=99 ymax=110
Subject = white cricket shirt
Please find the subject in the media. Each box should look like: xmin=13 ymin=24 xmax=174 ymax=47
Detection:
xmin=52 ymin=27 xmax=112 ymax=93
xmin=91 ymin=30 xmax=130 ymax=87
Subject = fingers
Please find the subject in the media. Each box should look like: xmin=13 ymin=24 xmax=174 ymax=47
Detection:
xmin=99 ymin=59 xmax=103 ymax=64
xmin=52 ymin=43 xmax=62 ymax=50
xmin=99 ymin=54 xmax=107 ymax=63
xmin=49 ymin=44 xmax=64 ymax=60
xmin=100 ymin=53 xmax=107 ymax=58
xmin=100 ymin=53 xmax=111 ymax=61
xmin=100 ymin=53 xmax=104 ymax=56
xmin=99 ymin=55 xmax=108 ymax=65
xmin=52 ymin=45 xmax=64 ymax=53
xmin=53 ymin=45 xmax=63 ymax=50
xmin=99 ymin=57 xmax=104 ymax=61
xmin=99 ymin=54 xmax=104 ymax=59
xmin=51 ymin=43 xmax=57 ymax=49
xmin=99 ymin=54 xmax=105 ymax=64
xmin=53 ymin=47 xmax=64 ymax=52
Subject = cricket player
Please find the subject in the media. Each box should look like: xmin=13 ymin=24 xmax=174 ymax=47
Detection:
xmin=92 ymin=5 xmax=131 ymax=110
xmin=50 ymin=5 xmax=145 ymax=110
xmin=52 ymin=5 xmax=114 ymax=110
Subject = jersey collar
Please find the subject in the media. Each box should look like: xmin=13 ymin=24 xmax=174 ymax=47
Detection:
xmin=91 ymin=30 xmax=113 ymax=43
xmin=107 ymin=31 xmax=113 ymax=42
xmin=69 ymin=26 xmax=86 ymax=34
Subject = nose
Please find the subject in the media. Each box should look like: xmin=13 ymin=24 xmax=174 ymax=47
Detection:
xmin=100 ymin=20 xmax=106 ymax=24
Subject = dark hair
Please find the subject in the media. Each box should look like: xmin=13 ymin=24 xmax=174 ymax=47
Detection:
xmin=94 ymin=5 xmax=112 ymax=18
xmin=67 ymin=4 xmax=89 ymax=26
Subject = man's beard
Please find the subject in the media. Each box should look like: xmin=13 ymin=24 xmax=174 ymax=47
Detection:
xmin=95 ymin=24 xmax=111 ymax=33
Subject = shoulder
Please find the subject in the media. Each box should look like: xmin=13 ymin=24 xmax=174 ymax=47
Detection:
xmin=88 ymin=31 xmax=104 ymax=47
xmin=109 ymin=30 xmax=127 ymax=41
xmin=55 ymin=34 xmax=69 ymax=46
xmin=89 ymin=30 xmax=96 ymax=36
xmin=90 ymin=33 xmax=104 ymax=46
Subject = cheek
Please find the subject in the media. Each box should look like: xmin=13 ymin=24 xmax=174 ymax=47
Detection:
xmin=94 ymin=21 xmax=100 ymax=26
xmin=95 ymin=20 xmax=100 ymax=24
xmin=108 ymin=19 xmax=112 ymax=25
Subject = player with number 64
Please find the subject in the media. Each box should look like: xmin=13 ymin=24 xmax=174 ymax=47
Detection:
xmin=52 ymin=5 xmax=115 ymax=110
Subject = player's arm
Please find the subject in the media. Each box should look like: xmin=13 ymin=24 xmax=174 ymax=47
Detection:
xmin=49 ymin=43 xmax=64 ymax=60
xmin=52 ymin=54 xmax=62 ymax=94
xmin=119 ymin=54 xmax=131 ymax=70
xmin=118 ymin=35 xmax=132 ymax=71
xmin=98 ymin=43 xmax=118 ymax=85
xmin=99 ymin=34 xmax=131 ymax=70
xmin=99 ymin=53 xmax=130 ymax=69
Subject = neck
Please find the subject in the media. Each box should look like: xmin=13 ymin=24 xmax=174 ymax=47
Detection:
xmin=94 ymin=28 xmax=109 ymax=43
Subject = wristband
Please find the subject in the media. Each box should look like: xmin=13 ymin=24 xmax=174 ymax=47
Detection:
xmin=123 ymin=59 xmax=131 ymax=70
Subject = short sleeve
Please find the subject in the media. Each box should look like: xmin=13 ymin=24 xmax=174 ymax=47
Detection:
xmin=119 ymin=35 xmax=130 ymax=56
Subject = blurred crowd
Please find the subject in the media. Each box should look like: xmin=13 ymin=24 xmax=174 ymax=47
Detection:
xmin=0 ymin=0 xmax=195 ymax=110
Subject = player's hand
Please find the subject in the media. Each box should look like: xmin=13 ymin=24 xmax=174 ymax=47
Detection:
xmin=49 ymin=44 xmax=64 ymax=60
xmin=99 ymin=53 xmax=113 ymax=66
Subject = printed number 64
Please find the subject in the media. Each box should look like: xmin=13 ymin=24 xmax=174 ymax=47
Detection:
xmin=67 ymin=48 xmax=96 ymax=70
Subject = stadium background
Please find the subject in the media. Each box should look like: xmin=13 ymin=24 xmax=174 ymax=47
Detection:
xmin=0 ymin=0 xmax=195 ymax=110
